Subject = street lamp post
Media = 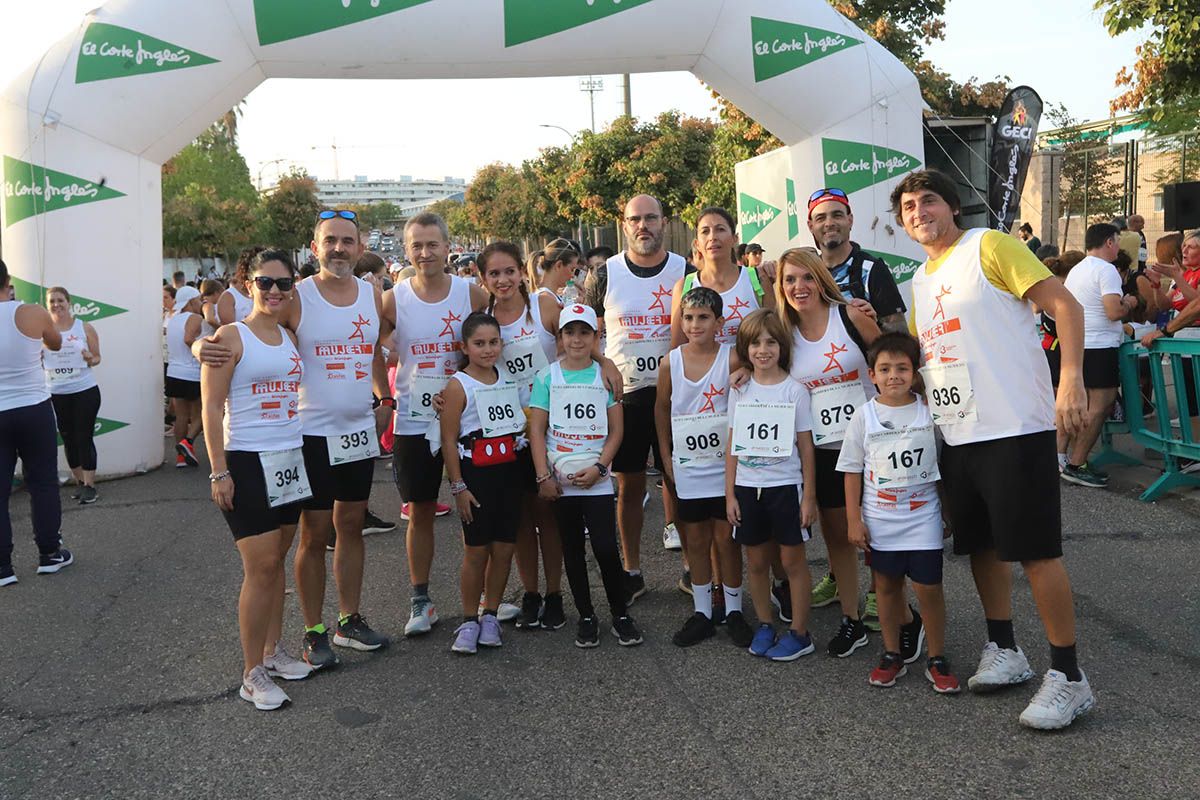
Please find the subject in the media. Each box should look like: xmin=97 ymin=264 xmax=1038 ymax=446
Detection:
xmin=538 ymin=125 xmax=584 ymax=248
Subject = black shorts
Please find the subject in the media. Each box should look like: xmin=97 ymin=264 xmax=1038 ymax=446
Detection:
xmin=612 ymin=390 xmax=663 ymax=474
xmin=392 ymin=433 xmax=444 ymax=504
xmin=1045 ymin=349 xmax=1061 ymax=386
xmin=732 ymin=484 xmax=811 ymax=547
xmin=460 ymin=458 xmax=522 ymax=546
xmin=941 ymin=430 xmax=1062 ymax=562
xmin=676 ymin=495 xmax=726 ymax=524
xmin=1082 ymin=347 xmax=1120 ymax=389
xmin=221 ymin=450 xmax=303 ymax=540
xmin=814 ymin=447 xmax=846 ymax=510
xmin=870 ymin=548 xmax=943 ymax=585
xmin=165 ymin=376 xmax=201 ymax=400
xmin=301 ymin=435 xmax=375 ymax=510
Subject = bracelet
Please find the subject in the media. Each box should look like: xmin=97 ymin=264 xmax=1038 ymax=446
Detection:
xmin=373 ymin=396 xmax=396 ymax=409
xmin=209 ymin=470 xmax=231 ymax=483
xmin=535 ymin=472 xmax=553 ymax=483
xmin=449 ymin=480 xmax=468 ymax=495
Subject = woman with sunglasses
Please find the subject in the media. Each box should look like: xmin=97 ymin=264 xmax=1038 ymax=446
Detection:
xmin=529 ymin=239 xmax=579 ymax=309
xmin=201 ymin=248 xmax=314 ymax=711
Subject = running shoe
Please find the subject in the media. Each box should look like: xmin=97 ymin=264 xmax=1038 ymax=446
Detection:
xmin=623 ymin=572 xmax=647 ymax=606
xmin=78 ymin=485 xmax=99 ymax=505
xmin=770 ymin=580 xmax=793 ymax=623
xmin=36 ymin=548 xmax=74 ymax=575
xmin=400 ymin=502 xmax=452 ymax=520
xmin=575 ymin=615 xmax=600 ymax=648
xmin=301 ymin=629 xmax=339 ymax=671
xmin=0 ymin=564 xmax=16 ymax=588
xmin=451 ymin=620 xmax=481 ymax=654
xmin=476 ymin=596 xmax=520 ymax=623
xmin=264 ymin=641 xmax=314 ymax=681
xmin=333 ymin=613 xmax=390 ymax=651
xmin=925 ymin=656 xmax=961 ymax=694
xmin=827 ymin=616 xmax=869 ymax=658
xmin=362 ymin=510 xmax=396 ymax=535
xmin=478 ymin=614 xmax=503 ymax=647
xmin=70 ymin=486 xmax=82 ymax=500
xmin=540 ymin=592 xmax=566 ymax=630
xmin=725 ymin=611 xmax=754 ymax=647
xmin=749 ymin=624 xmax=776 ymax=657
xmin=404 ymin=595 xmax=439 ymax=637
xmin=766 ymin=630 xmax=815 ymax=661
xmin=176 ymin=438 xmax=199 ymax=467
xmin=968 ymin=642 xmax=1034 ymax=692
xmin=677 ymin=569 xmax=692 ymax=596
xmin=862 ymin=591 xmax=881 ymax=632
xmin=1060 ymin=463 xmax=1107 ymax=488
xmin=868 ymin=653 xmax=907 ymax=687
xmin=174 ymin=453 xmax=187 ymax=469
xmin=611 ymin=615 xmax=644 ymax=646
xmin=516 ymin=591 xmax=542 ymax=629
xmin=672 ymin=612 xmax=715 ymax=648
xmin=239 ymin=665 xmax=289 ymax=711
xmin=810 ymin=573 xmax=838 ymax=608
xmin=1018 ymin=670 xmax=1094 ymax=730
xmin=899 ymin=606 xmax=925 ymax=664
xmin=662 ymin=522 xmax=681 ymax=551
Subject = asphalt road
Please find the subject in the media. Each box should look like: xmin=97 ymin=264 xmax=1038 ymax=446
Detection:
xmin=1 ymin=440 xmax=1198 ymax=799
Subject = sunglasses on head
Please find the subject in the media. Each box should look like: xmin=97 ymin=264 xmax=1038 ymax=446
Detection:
xmin=317 ymin=209 xmax=357 ymax=221
xmin=253 ymin=276 xmax=295 ymax=292
xmin=808 ymin=188 xmax=848 ymax=203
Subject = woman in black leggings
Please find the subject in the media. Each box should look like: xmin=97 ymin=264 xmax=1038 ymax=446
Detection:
xmin=45 ymin=287 xmax=103 ymax=504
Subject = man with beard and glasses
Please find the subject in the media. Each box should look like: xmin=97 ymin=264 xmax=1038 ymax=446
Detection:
xmin=584 ymin=195 xmax=686 ymax=605
xmin=808 ymin=188 xmax=907 ymax=334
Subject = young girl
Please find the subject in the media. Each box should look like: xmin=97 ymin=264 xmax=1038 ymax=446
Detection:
xmin=725 ymin=308 xmax=818 ymax=661
xmin=439 ymin=312 xmax=525 ymax=655
xmin=529 ymin=304 xmax=642 ymax=648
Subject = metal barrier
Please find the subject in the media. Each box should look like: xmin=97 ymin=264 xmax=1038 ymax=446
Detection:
xmin=1101 ymin=338 xmax=1200 ymax=501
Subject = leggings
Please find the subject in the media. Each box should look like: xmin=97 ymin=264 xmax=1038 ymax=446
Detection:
xmin=0 ymin=400 xmax=63 ymax=566
xmin=553 ymin=494 xmax=626 ymax=620
xmin=51 ymin=385 xmax=101 ymax=471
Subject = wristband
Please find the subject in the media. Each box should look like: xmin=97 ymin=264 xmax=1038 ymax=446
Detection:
xmin=1158 ymin=321 xmax=1174 ymax=337
xmin=209 ymin=470 xmax=231 ymax=483
xmin=535 ymin=472 xmax=553 ymax=484
xmin=449 ymin=480 xmax=468 ymax=495
xmin=373 ymin=396 xmax=396 ymax=409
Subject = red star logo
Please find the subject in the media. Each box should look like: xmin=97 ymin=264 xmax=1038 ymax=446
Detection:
xmin=726 ymin=296 xmax=751 ymax=322
xmin=518 ymin=327 xmax=535 ymax=338
xmin=349 ymin=314 xmax=372 ymax=343
xmin=697 ymin=383 xmax=725 ymax=414
xmin=822 ymin=342 xmax=848 ymax=374
xmin=287 ymin=352 xmax=303 ymax=378
xmin=648 ymin=284 xmax=673 ymax=314
xmin=932 ymin=285 xmax=952 ymax=321
xmin=439 ymin=309 xmax=462 ymax=338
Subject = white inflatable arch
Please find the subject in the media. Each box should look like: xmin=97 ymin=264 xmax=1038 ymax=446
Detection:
xmin=1 ymin=0 xmax=922 ymax=477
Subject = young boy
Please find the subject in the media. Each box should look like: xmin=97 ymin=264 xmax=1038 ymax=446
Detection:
xmin=656 ymin=287 xmax=751 ymax=648
xmin=836 ymin=331 xmax=960 ymax=692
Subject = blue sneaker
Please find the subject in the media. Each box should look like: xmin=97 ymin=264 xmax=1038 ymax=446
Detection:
xmin=749 ymin=624 xmax=776 ymax=657
xmin=766 ymin=630 xmax=815 ymax=661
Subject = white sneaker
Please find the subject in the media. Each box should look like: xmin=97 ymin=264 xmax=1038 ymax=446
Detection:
xmin=239 ymin=665 xmax=290 ymax=711
xmin=662 ymin=522 xmax=682 ymax=551
xmin=404 ymin=595 xmax=439 ymax=637
xmin=967 ymin=642 xmax=1035 ymax=692
xmin=477 ymin=596 xmax=521 ymax=623
xmin=1019 ymin=669 xmax=1095 ymax=730
xmin=263 ymin=641 xmax=314 ymax=681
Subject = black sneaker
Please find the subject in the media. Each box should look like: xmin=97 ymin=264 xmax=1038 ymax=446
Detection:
xmin=540 ymin=592 xmax=566 ymax=630
xmin=611 ymin=615 xmax=644 ymax=646
xmin=333 ymin=613 xmax=390 ymax=651
xmin=78 ymin=485 xmax=98 ymax=505
xmin=672 ymin=612 xmax=715 ymax=647
xmin=302 ymin=629 xmax=340 ymax=670
xmin=1061 ymin=463 xmax=1108 ymax=488
xmin=362 ymin=510 xmax=396 ymax=536
xmin=624 ymin=572 xmax=647 ymax=607
xmin=575 ymin=616 xmax=600 ymax=648
xmin=712 ymin=585 xmax=726 ymax=625
xmin=36 ymin=548 xmax=74 ymax=575
xmin=899 ymin=606 xmax=926 ymax=664
xmin=725 ymin=610 xmax=754 ymax=648
xmin=516 ymin=591 xmax=542 ymax=630
xmin=677 ymin=569 xmax=692 ymax=595
xmin=0 ymin=564 xmax=16 ymax=587
xmin=771 ymin=580 xmax=793 ymax=624
xmin=827 ymin=616 xmax=869 ymax=658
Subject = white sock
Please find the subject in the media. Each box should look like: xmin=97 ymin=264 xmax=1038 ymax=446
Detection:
xmin=1057 ymin=452 xmax=1068 ymax=470
xmin=724 ymin=585 xmax=743 ymax=613
xmin=692 ymin=583 xmax=712 ymax=618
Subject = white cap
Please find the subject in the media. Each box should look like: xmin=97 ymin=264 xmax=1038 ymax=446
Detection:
xmin=173 ymin=285 xmax=200 ymax=312
xmin=559 ymin=302 xmax=597 ymax=331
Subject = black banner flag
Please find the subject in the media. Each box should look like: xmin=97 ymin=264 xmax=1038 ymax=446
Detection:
xmin=988 ymin=85 xmax=1043 ymax=233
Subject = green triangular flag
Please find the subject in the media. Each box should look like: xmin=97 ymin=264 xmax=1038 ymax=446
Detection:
xmin=77 ymin=22 xmax=219 ymax=83
xmin=3 ymin=156 xmax=124 ymax=226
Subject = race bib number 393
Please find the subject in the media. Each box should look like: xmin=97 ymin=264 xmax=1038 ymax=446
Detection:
xmin=920 ymin=362 xmax=977 ymax=425
xmin=327 ymin=428 xmax=380 ymax=466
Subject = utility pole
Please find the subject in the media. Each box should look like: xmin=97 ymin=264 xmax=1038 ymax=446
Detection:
xmin=579 ymin=76 xmax=604 ymax=133
xmin=622 ymin=73 xmax=632 ymax=118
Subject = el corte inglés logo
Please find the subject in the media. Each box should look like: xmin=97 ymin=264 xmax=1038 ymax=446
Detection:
xmin=821 ymin=139 xmax=920 ymax=195
xmin=10 ymin=276 xmax=128 ymax=322
xmin=76 ymin=22 xmax=218 ymax=83
xmin=737 ymin=192 xmax=781 ymax=243
xmin=862 ymin=249 xmax=922 ymax=285
xmin=751 ymin=17 xmax=860 ymax=82
xmin=504 ymin=0 xmax=655 ymax=47
xmin=255 ymin=0 xmax=434 ymax=46
xmin=3 ymin=156 xmax=124 ymax=226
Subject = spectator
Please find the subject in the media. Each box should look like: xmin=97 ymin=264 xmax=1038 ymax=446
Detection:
xmin=1111 ymin=216 xmax=1142 ymax=269
xmin=171 ymin=270 xmax=187 ymax=290
xmin=1018 ymin=223 xmax=1042 ymax=254
xmin=1035 ymin=243 xmax=1060 ymax=261
xmin=585 ymin=245 xmax=613 ymax=272
xmin=1128 ymin=214 xmax=1148 ymax=267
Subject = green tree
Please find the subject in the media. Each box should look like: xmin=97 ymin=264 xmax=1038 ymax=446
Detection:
xmin=1046 ymin=104 xmax=1124 ymax=248
xmin=262 ymin=169 xmax=321 ymax=251
xmin=426 ymin=197 xmax=478 ymax=242
xmin=687 ymin=93 xmax=783 ymax=222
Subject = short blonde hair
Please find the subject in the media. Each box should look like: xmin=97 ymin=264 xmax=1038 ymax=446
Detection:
xmin=735 ymin=308 xmax=792 ymax=372
xmin=774 ymin=247 xmax=844 ymax=332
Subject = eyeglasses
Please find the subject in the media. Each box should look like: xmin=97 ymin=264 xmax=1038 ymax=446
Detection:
xmin=808 ymin=188 xmax=847 ymax=203
xmin=624 ymin=213 xmax=661 ymax=225
xmin=317 ymin=209 xmax=357 ymax=221
xmin=253 ymin=276 xmax=295 ymax=292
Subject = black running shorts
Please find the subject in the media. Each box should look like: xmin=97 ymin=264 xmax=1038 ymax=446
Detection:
xmin=300 ymin=435 xmax=375 ymax=511
xmin=221 ymin=450 xmax=302 ymax=540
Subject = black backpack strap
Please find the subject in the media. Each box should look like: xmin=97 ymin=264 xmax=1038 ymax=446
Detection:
xmin=838 ymin=303 xmax=869 ymax=358
xmin=845 ymin=245 xmax=869 ymax=302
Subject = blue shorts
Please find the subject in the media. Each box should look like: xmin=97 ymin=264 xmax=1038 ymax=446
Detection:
xmin=869 ymin=548 xmax=943 ymax=585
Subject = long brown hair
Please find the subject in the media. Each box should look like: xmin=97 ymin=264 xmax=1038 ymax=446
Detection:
xmin=480 ymin=241 xmax=533 ymax=324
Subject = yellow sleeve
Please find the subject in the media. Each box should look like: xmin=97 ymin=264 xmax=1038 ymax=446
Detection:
xmin=979 ymin=230 xmax=1053 ymax=300
xmin=907 ymin=313 xmax=917 ymax=336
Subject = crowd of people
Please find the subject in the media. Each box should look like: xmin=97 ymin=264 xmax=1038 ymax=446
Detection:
xmin=25 ymin=166 xmax=1200 ymax=731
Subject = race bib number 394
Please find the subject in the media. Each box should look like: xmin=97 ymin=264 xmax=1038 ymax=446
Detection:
xmin=920 ymin=362 xmax=977 ymax=425
xmin=260 ymin=447 xmax=313 ymax=508
xmin=327 ymin=429 xmax=380 ymax=466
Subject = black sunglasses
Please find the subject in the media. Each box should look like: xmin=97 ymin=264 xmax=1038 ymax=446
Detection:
xmin=317 ymin=209 xmax=357 ymax=221
xmin=253 ymin=276 xmax=295 ymax=292
xmin=808 ymin=188 xmax=848 ymax=203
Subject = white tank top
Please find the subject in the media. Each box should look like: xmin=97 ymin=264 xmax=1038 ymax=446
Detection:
xmin=495 ymin=297 xmax=557 ymax=395
xmin=0 ymin=302 xmax=50 ymax=412
xmin=45 ymin=318 xmax=97 ymax=395
xmin=858 ymin=398 xmax=942 ymax=550
xmin=295 ymin=277 xmax=379 ymax=437
xmin=545 ymin=362 xmax=612 ymax=498
xmin=224 ymin=323 xmax=304 ymax=452
xmin=790 ymin=304 xmax=877 ymax=449
xmin=535 ymin=286 xmax=563 ymax=309
xmin=668 ymin=343 xmax=730 ymax=499
xmin=684 ymin=267 xmax=761 ymax=344
xmin=603 ymin=252 xmax=687 ymax=392
xmin=910 ymin=228 xmax=1055 ymax=445
xmin=165 ymin=312 xmax=202 ymax=381
xmin=392 ymin=275 xmax=472 ymax=435
xmin=224 ymin=287 xmax=253 ymax=322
